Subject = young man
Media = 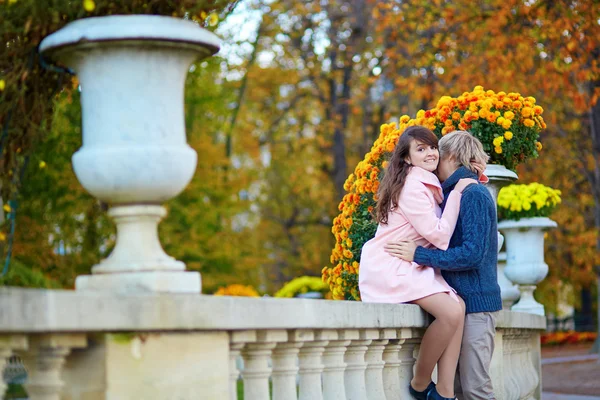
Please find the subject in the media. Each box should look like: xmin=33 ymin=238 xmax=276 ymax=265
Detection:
xmin=385 ymin=130 xmax=502 ymax=400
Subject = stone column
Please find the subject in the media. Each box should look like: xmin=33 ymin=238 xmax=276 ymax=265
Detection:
xmin=364 ymin=329 xmax=387 ymax=400
xmin=0 ymin=335 xmax=28 ymax=399
xmin=18 ymin=334 xmax=87 ymax=400
xmin=271 ymin=331 xmax=302 ymax=400
xmin=381 ymin=330 xmax=401 ymax=399
xmin=319 ymin=330 xmax=348 ymax=400
xmin=297 ymin=331 xmax=327 ymax=400
xmin=397 ymin=329 xmax=420 ymax=398
xmin=342 ymin=330 xmax=369 ymax=400
xmin=230 ymin=331 xmax=257 ymax=400
xmin=241 ymin=331 xmax=285 ymax=400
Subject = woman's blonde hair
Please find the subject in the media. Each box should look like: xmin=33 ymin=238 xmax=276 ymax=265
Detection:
xmin=438 ymin=130 xmax=489 ymax=172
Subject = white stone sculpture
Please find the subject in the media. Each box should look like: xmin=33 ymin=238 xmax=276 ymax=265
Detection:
xmin=499 ymin=217 xmax=557 ymax=315
xmin=39 ymin=15 xmax=221 ymax=293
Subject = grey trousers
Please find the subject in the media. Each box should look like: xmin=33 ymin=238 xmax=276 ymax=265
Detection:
xmin=455 ymin=312 xmax=498 ymax=400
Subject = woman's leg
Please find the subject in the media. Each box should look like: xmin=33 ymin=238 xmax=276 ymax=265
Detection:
xmin=410 ymin=293 xmax=464 ymax=398
xmin=436 ymin=296 xmax=466 ymax=396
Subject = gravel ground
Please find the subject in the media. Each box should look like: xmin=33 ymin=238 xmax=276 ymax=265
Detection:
xmin=542 ymin=343 xmax=600 ymax=396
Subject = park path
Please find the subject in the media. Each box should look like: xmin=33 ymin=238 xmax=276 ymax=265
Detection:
xmin=541 ymin=343 xmax=600 ymax=398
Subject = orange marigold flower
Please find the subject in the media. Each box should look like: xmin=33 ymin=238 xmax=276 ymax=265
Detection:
xmin=522 ymin=107 xmax=533 ymax=117
xmin=523 ymin=118 xmax=535 ymax=127
xmin=534 ymin=105 xmax=543 ymax=115
xmin=452 ymin=112 xmax=461 ymax=120
xmin=536 ymin=141 xmax=543 ymax=151
xmin=512 ymin=101 xmax=522 ymax=109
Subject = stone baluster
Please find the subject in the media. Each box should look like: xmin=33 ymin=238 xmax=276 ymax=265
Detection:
xmin=502 ymin=331 xmax=521 ymax=400
xmin=0 ymin=335 xmax=28 ymax=400
xmin=517 ymin=333 xmax=539 ymax=399
xmin=318 ymin=330 xmax=348 ymax=400
xmin=271 ymin=331 xmax=303 ymax=400
xmin=364 ymin=329 xmax=388 ymax=400
xmin=342 ymin=329 xmax=369 ymax=400
xmin=381 ymin=331 xmax=402 ymax=399
xmin=397 ymin=329 xmax=420 ymax=398
xmin=230 ymin=331 xmax=256 ymax=400
xmin=18 ymin=334 xmax=86 ymax=400
xmin=240 ymin=330 xmax=285 ymax=400
xmin=297 ymin=330 xmax=327 ymax=400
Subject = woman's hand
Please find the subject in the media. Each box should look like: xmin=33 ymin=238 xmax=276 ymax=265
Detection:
xmin=454 ymin=178 xmax=478 ymax=193
xmin=471 ymin=160 xmax=486 ymax=177
xmin=384 ymin=241 xmax=417 ymax=262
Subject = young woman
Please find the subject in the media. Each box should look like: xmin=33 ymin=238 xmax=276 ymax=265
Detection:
xmin=358 ymin=126 xmax=477 ymax=400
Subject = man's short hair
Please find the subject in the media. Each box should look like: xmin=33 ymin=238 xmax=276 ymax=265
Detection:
xmin=438 ymin=130 xmax=489 ymax=170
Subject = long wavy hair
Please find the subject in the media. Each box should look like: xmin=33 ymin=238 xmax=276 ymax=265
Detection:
xmin=375 ymin=126 xmax=439 ymax=225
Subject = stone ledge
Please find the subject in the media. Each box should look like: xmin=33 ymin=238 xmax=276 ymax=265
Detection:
xmin=497 ymin=309 xmax=546 ymax=330
xmin=0 ymin=287 xmax=545 ymax=332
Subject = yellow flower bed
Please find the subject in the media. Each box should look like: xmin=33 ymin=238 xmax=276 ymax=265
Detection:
xmin=322 ymin=86 xmax=546 ymax=300
xmin=274 ymin=276 xmax=330 ymax=298
xmin=497 ymin=183 xmax=561 ymax=221
xmin=214 ymin=284 xmax=260 ymax=297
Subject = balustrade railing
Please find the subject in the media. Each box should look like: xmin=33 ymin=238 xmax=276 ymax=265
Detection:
xmin=0 ymin=288 xmax=545 ymax=400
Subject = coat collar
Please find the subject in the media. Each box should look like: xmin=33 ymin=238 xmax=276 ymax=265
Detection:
xmin=408 ymin=166 xmax=444 ymax=204
xmin=441 ymin=166 xmax=480 ymax=192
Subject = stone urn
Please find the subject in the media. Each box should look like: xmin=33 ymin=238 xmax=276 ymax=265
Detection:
xmin=498 ymin=217 xmax=557 ymax=315
xmin=497 ymin=251 xmax=520 ymax=309
xmin=39 ymin=15 xmax=221 ymax=293
xmin=483 ymin=164 xmax=520 ymax=299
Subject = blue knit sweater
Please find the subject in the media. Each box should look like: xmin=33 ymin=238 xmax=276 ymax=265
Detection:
xmin=413 ymin=166 xmax=502 ymax=314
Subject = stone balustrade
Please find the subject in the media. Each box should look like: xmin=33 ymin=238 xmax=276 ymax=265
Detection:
xmin=0 ymin=287 xmax=545 ymax=400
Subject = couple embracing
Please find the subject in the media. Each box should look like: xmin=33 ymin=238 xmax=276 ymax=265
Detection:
xmin=359 ymin=127 xmax=502 ymax=400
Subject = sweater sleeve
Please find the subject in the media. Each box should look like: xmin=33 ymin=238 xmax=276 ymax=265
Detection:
xmin=397 ymin=181 xmax=462 ymax=251
xmin=413 ymin=190 xmax=491 ymax=271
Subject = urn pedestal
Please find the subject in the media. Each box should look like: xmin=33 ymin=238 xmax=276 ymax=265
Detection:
xmin=483 ymin=164 xmax=519 ymax=301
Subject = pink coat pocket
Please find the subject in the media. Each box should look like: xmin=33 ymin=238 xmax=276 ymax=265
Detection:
xmin=395 ymin=260 xmax=416 ymax=276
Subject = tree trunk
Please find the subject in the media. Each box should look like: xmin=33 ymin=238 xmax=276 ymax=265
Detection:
xmin=589 ymin=85 xmax=600 ymax=353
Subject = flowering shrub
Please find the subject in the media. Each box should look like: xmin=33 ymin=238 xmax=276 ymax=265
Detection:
xmin=541 ymin=331 xmax=598 ymax=346
xmin=322 ymin=86 xmax=546 ymax=300
xmin=497 ymin=183 xmax=561 ymax=221
xmin=274 ymin=276 xmax=330 ymax=298
xmin=214 ymin=284 xmax=260 ymax=297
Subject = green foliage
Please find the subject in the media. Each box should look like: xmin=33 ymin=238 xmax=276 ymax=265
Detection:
xmin=0 ymin=259 xmax=59 ymax=288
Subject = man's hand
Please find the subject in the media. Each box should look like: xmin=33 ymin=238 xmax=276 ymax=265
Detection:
xmin=384 ymin=240 xmax=418 ymax=262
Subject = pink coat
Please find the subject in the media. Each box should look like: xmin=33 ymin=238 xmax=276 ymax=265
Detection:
xmin=358 ymin=166 xmax=460 ymax=303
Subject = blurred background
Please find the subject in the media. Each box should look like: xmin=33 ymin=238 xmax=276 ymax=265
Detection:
xmin=0 ymin=0 xmax=598 ymax=335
